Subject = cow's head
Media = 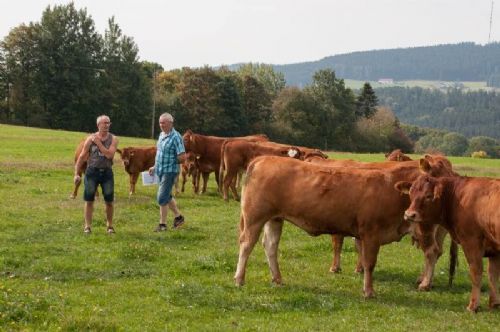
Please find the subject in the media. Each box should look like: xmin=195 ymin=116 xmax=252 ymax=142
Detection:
xmin=386 ymin=149 xmax=412 ymax=161
xmin=419 ymin=154 xmax=457 ymax=177
xmin=395 ymin=175 xmax=445 ymax=224
xmin=184 ymin=152 xmax=198 ymax=175
xmin=183 ymin=129 xmax=195 ymax=152
xmin=302 ymin=150 xmax=328 ymax=161
xmin=118 ymin=148 xmax=134 ymax=166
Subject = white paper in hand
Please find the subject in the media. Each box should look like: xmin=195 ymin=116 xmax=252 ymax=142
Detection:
xmin=141 ymin=171 xmax=159 ymax=185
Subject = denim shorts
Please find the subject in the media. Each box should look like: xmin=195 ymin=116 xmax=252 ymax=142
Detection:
xmin=157 ymin=172 xmax=178 ymax=206
xmin=84 ymin=167 xmax=114 ymax=203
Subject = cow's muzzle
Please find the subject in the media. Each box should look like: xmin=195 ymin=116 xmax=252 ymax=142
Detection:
xmin=404 ymin=210 xmax=418 ymax=222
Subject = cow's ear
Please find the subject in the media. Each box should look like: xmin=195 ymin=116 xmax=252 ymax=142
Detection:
xmin=394 ymin=181 xmax=412 ymax=195
xmin=419 ymin=158 xmax=432 ymax=173
xmin=384 ymin=152 xmax=390 ymax=158
xmin=433 ymin=181 xmax=444 ymax=201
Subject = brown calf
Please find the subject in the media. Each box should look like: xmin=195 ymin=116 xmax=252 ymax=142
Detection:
xmin=70 ymin=139 xmax=89 ymax=199
xmin=116 ymin=146 xmax=156 ymax=197
xmin=182 ymin=130 xmax=268 ymax=193
xmin=396 ymin=174 xmax=500 ymax=312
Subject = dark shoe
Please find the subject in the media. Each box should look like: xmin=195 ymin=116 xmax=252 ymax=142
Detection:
xmin=84 ymin=227 xmax=91 ymax=234
xmin=107 ymin=226 xmax=115 ymax=234
xmin=154 ymin=223 xmax=167 ymax=232
xmin=173 ymin=215 xmax=185 ymax=229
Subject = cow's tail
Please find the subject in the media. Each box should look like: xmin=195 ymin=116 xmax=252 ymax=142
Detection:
xmin=218 ymin=140 xmax=228 ymax=193
xmin=448 ymin=240 xmax=458 ymax=287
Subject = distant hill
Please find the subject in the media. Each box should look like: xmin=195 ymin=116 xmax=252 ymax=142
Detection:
xmin=242 ymin=42 xmax=500 ymax=87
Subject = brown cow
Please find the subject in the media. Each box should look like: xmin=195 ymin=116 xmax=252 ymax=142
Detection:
xmin=116 ymin=146 xmax=156 ymax=197
xmin=218 ymin=140 xmax=302 ymax=201
xmin=385 ymin=149 xmax=412 ymax=161
xmin=70 ymin=139 xmax=90 ymax=199
xmin=234 ymin=156 xmax=456 ymax=297
xmin=180 ymin=152 xmax=200 ymax=193
xmin=396 ymin=173 xmax=500 ymax=312
xmin=305 ymin=155 xmax=458 ymax=290
xmin=182 ymin=130 xmax=268 ymax=193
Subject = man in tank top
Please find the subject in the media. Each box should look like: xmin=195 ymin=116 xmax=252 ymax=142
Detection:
xmin=74 ymin=115 xmax=119 ymax=234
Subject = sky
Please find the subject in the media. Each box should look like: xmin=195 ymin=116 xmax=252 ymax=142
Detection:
xmin=0 ymin=0 xmax=498 ymax=70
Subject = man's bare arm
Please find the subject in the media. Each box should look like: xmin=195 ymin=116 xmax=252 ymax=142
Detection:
xmin=93 ymin=136 xmax=119 ymax=160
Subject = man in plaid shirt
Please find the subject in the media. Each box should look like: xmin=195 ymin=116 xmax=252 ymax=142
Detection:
xmin=149 ymin=112 xmax=186 ymax=231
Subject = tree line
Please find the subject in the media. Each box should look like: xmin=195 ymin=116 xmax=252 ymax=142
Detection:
xmin=1 ymin=3 xmax=400 ymax=152
xmin=2 ymin=3 xmax=497 ymax=157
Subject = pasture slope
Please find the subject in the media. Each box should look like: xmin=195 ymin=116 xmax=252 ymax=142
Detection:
xmin=0 ymin=124 xmax=498 ymax=331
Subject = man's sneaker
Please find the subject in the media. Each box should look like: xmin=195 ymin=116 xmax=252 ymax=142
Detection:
xmin=107 ymin=226 xmax=115 ymax=234
xmin=173 ymin=215 xmax=185 ymax=229
xmin=154 ymin=223 xmax=167 ymax=232
xmin=84 ymin=227 xmax=91 ymax=234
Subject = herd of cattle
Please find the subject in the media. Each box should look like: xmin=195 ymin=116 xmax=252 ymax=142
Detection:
xmin=71 ymin=131 xmax=499 ymax=312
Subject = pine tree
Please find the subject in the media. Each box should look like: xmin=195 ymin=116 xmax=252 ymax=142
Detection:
xmin=357 ymin=82 xmax=378 ymax=118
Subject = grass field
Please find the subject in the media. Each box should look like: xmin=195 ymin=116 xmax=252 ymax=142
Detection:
xmin=344 ymin=79 xmax=498 ymax=92
xmin=0 ymin=124 xmax=499 ymax=331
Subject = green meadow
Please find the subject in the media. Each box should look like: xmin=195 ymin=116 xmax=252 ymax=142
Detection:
xmin=0 ymin=124 xmax=499 ymax=331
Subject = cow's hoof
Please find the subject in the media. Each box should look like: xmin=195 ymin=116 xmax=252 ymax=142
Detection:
xmin=234 ymin=277 xmax=245 ymax=287
xmin=467 ymin=305 xmax=480 ymax=313
xmin=363 ymin=290 xmax=375 ymax=299
xmin=271 ymin=277 xmax=282 ymax=285
xmin=417 ymin=283 xmax=431 ymax=291
xmin=354 ymin=267 xmax=364 ymax=274
xmin=69 ymin=194 xmax=76 ymax=199
xmin=329 ymin=266 xmax=342 ymax=273
xmin=489 ymin=298 xmax=500 ymax=310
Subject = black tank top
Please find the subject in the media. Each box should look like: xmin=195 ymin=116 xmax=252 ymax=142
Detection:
xmin=87 ymin=134 xmax=114 ymax=169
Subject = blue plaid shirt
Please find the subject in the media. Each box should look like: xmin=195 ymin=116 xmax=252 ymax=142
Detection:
xmin=155 ymin=128 xmax=185 ymax=175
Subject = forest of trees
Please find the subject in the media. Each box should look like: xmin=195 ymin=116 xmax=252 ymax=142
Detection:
xmin=375 ymin=87 xmax=500 ymax=139
xmin=273 ymin=42 xmax=500 ymax=87
xmin=0 ymin=4 xmax=392 ymax=151
xmin=1 ymin=3 xmax=499 ymax=157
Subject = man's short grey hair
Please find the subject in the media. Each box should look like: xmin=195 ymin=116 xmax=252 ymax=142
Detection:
xmin=159 ymin=112 xmax=174 ymax=122
xmin=96 ymin=115 xmax=110 ymax=125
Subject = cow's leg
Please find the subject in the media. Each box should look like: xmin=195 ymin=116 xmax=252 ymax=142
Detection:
xmin=262 ymin=218 xmax=284 ymax=284
xmin=236 ymin=171 xmax=243 ymax=190
xmin=173 ymin=173 xmax=180 ymax=195
xmin=230 ymin=177 xmax=239 ymax=201
xmin=487 ymin=255 xmax=500 ymax=309
xmin=129 ymin=173 xmax=139 ymax=197
xmin=416 ymin=224 xmax=444 ymax=291
xmin=223 ymin=169 xmax=239 ymax=201
xmin=192 ymin=170 xmax=199 ymax=193
xmin=201 ymin=172 xmax=209 ymax=194
xmin=461 ymin=242 xmax=484 ymax=312
xmin=361 ymin=239 xmax=380 ymax=298
xmin=329 ymin=235 xmax=344 ymax=273
xmin=181 ymin=171 xmax=187 ymax=192
xmin=234 ymin=215 xmax=265 ymax=286
xmin=354 ymin=238 xmax=364 ymax=273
